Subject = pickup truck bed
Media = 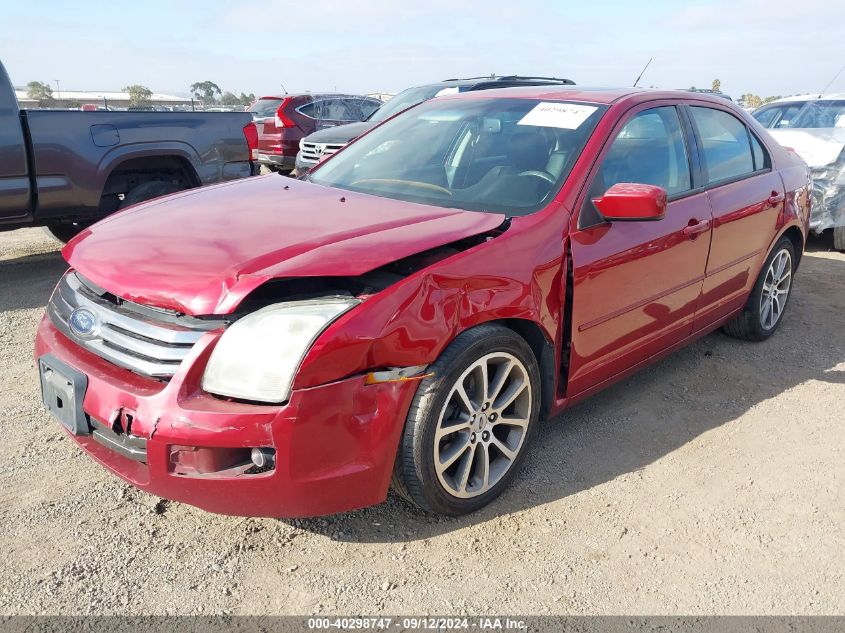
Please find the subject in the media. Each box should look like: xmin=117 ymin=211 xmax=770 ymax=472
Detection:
xmin=0 ymin=61 xmax=256 ymax=241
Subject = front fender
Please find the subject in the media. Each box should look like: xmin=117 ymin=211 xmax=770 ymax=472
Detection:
xmin=294 ymin=209 xmax=569 ymax=389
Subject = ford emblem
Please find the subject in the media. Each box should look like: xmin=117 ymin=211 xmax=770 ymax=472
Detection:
xmin=69 ymin=307 xmax=99 ymax=339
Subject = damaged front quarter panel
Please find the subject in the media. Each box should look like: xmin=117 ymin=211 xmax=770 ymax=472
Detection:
xmin=292 ymin=210 xmax=570 ymax=391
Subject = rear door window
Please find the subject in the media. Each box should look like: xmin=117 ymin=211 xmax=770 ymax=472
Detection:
xmin=321 ymin=99 xmax=352 ymax=121
xmin=689 ymin=107 xmax=754 ymax=184
xmin=298 ymin=99 xmax=349 ymax=120
xmin=343 ymin=98 xmax=380 ymax=121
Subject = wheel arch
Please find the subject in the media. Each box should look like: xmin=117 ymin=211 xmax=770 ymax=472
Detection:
xmin=481 ymin=317 xmax=556 ymax=420
xmin=780 ymin=224 xmax=804 ymax=270
xmin=96 ymin=153 xmax=201 ymax=215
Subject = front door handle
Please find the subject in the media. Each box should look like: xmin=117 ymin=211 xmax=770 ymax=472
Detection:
xmin=767 ymin=191 xmax=785 ymax=206
xmin=683 ymin=218 xmax=711 ymax=238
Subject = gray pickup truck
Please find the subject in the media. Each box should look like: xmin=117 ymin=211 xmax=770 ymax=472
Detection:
xmin=0 ymin=61 xmax=256 ymax=242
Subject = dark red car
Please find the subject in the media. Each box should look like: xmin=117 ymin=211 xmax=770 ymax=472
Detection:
xmin=249 ymin=93 xmax=381 ymax=172
xmin=36 ymin=87 xmax=811 ymax=517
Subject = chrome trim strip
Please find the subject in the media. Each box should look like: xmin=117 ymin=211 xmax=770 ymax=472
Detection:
xmin=48 ymin=273 xmax=225 ymax=379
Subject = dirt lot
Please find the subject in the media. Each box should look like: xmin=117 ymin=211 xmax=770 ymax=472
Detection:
xmin=0 ymin=227 xmax=843 ymax=616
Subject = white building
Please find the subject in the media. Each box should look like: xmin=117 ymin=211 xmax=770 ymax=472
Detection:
xmin=14 ymin=88 xmax=193 ymax=109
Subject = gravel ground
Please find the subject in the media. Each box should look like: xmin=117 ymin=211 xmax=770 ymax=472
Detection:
xmin=0 ymin=227 xmax=843 ymax=616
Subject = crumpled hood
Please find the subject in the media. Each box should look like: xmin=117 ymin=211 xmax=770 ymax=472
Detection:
xmin=769 ymin=128 xmax=845 ymax=167
xmin=63 ymin=175 xmax=505 ymax=315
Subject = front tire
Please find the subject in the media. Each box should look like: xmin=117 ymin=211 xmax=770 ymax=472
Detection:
xmin=723 ymin=237 xmax=795 ymax=341
xmin=392 ymin=324 xmax=541 ymax=516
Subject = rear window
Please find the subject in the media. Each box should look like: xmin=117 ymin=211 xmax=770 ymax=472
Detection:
xmin=249 ymin=98 xmax=283 ymax=118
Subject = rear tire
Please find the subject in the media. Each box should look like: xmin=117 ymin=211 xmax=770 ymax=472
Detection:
xmin=120 ymin=181 xmax=186 ymax=209
xmin=392 ymin=324 xmax=541 ymax=516
xmin=722 ymin=237 xmax=795 ymax=341
xmin=45 ymin=222 xmax=93 ymax=243
xmin=833 ymin=226 xmax=845 ymax=252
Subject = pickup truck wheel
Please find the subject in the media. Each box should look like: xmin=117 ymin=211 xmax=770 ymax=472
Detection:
xmin=722 ymin=237 xmax=795 ymax=341
xmin=45 ymin=222 xmax=92 ymax=243
xmin=392 ymin=324 xmax=540 ymax=516
xmin=120 ymin=181 xmax=186 ymax=209
xmin=833 ymin=226 xmax=845 ymax=252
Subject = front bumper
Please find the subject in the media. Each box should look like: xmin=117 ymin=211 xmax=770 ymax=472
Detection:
xmin=295 ymin=152 xmax=317 ymax=174
xmin=34 ymin=316 xmax=417 ymax=517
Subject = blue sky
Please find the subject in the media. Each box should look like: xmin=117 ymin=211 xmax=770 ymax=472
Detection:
xmin=2 ymin=0 xmax=843 ymax=98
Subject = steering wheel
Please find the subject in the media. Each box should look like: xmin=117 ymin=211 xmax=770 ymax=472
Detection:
xmin=350 ymin=179 xmax=453 ymax=197
xmin=518 ymin=170 xmax=556 ymax=185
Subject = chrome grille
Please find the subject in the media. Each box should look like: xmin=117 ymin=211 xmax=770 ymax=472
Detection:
xmin=47 ymin=272 xmax=225 ymax=379
xmin=299 ymin=141 xmax=346 ymax=164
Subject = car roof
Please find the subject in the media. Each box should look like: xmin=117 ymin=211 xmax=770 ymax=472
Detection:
xmin=435 ymin=85 xmax=736 ymax=106
xmin=441 ymin=75 xmax=575 ymax=86
xmin=398 ymin=76 xmax=576 ymax=93
xmin=256 ymin=93 xmax=377 ymax=100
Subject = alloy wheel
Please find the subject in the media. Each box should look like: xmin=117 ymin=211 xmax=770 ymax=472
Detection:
xmin=760 ymin=248 xmax=792 ymax=330
xmin=433 ymin=352 xmax=532 ymax=499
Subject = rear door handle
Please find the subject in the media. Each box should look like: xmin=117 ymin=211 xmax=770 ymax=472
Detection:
xmin=768 ymin=191 xmax=785 ymax=206
xmin=683 ymin=219 xmax=711 ymax=238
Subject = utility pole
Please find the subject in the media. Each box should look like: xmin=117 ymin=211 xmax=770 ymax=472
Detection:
xmin=54 ymin=79 xmax=61 ymax=100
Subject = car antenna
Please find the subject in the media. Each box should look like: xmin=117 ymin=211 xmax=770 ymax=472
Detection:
xmin=817 ymin=63 xmax=845 ymax=98
xmin=280 ymin=82 xmax=288 ymax=95
xmin=632 ymin=58 xmax=653 ymax=87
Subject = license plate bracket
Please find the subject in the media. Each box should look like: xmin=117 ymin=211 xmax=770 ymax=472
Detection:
xmin=39 ymin=354 xmax=89 ymax=436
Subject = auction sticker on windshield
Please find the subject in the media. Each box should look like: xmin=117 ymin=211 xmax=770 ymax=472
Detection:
xmin=518 ymin=102 xmax=598 ymax=129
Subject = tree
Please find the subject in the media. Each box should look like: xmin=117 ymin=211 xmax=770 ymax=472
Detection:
xmin=762 ymin=95 xmax=782 ymax=104
xmin=239 ymin=92 xmax=256 ymax=106
xmin=739 ymin=93 xmax=763 ymax=109
xmin=190 ymin=81 xmax=222 ymax=105
xmin=220 ymin=91 xmax=240 ymax=106
xmin=711 ymin=78 xmax=721 ymax=92
xmin=26 ymin=81 xmax=53 ymax=107
xmin=123 ymin=84 xmax=153 ymax=107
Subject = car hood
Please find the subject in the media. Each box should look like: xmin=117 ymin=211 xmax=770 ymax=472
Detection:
xmin=303 ymin=121 xmax=375 ymax=145
xmin=63 ymin=176 xmax=505 ymax=316
xmin=769 ymin=128 xmax=845 ymax=167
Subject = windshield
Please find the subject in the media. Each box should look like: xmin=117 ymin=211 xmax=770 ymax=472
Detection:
xmin=311 ymin=98 xmax=606 ymax=215
xmin=369 ymin=85 xmax=459 ymax=123
xmin=789 ymin=101 xmax=845 ymax=128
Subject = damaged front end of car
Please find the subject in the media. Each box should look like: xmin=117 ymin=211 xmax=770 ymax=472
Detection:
xmin=810 ymin=158 xmax=845 ymax=234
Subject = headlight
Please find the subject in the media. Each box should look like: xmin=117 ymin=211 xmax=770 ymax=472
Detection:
xmin=202 ymin=298 xmax=358 ymax=403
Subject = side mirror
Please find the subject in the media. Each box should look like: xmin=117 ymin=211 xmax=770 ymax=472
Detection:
xmin=592 ymin=183 xmax=667 ymax=221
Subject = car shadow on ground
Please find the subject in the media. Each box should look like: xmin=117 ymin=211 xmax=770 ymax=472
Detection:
xmin=285 ymin=247 xmax=845 ymax=543
xmin=0 ymin=249 xmax=67 ymax=312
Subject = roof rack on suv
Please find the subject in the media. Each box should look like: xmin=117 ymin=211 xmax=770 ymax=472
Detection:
xmin=495 ymin=75 xmax=575 ymax=84
xmin=441 ymin=75 xmax=575 ymax=85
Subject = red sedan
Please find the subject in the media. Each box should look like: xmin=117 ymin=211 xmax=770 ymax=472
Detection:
xmin=36 ymin=87 xmax=811 ymax=517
